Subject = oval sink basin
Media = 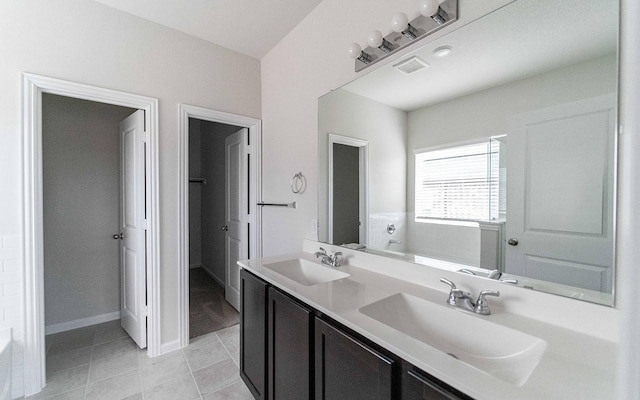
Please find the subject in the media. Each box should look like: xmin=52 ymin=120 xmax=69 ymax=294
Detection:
xmin=359 ymin=293 xmax=546 ymax=386
xmin=263 ymin=258 xmax=350 ymax=286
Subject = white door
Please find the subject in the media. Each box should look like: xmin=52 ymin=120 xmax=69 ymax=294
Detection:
xmin=119 ymin=110 xmax=147 ymax=348
xmin=505 ymin=95 xmax=616 ymax=292
xmin=224 ymin=128 xmax=249 ymax=310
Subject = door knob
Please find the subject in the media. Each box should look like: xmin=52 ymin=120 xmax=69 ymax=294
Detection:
xmin=221 ymin=225 xmax=229 ymax=232
xmin=507 ymin=238 xmax=519 ymax=246
xmin=113 ymin=233 xmax=124 ymax=240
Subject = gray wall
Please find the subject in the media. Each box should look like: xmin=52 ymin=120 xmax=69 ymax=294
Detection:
xmin=43 ymin=93 xmax=135 ymax=327
xmin=189 ymin=119 xmax=241 ymax=285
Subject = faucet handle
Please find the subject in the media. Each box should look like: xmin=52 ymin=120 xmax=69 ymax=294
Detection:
xmin=440 ymin=277 xmax=456 ymax=290
xmin=474 ymin=290 xmax=500 ymax=315
xmin=332 ymin=252 xmax=343 ymax=267
xmin=440 ymin=278 xmax=469 ymax=305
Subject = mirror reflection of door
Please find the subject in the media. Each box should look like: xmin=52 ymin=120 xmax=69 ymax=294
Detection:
xmin=332 ymin=143 xmax=360 ymax=245
xmin=329 ymin=135 xmax=368 ymax=246
xmin=505 ymin=94 xmax=616 ymax=292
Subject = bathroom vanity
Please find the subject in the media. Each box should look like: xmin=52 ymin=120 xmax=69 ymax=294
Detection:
xmin=238 ymin=241 xmax=617 ymax=400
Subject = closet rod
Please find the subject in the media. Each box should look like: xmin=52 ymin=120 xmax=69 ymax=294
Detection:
xmin=189 ymin=178 xmax=206 ymax=185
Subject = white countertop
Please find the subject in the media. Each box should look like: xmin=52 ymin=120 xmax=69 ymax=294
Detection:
xmin=238 ymin=246 xmax=618 ymax=400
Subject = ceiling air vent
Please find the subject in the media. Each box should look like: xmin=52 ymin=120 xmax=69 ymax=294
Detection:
xmin=393 ymin=56 xmax=429 ymax=75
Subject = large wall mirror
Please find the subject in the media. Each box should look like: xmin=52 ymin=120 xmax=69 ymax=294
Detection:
xmin=318 ymin=0 xmax=618 ymax=306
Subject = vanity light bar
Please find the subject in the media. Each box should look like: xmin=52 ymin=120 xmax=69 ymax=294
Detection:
xmin=349 ymin=0 xmax=458 ymax=72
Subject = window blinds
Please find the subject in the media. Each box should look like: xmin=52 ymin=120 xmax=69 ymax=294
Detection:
xmin=415 ymin=140 xmax=500 ymax=221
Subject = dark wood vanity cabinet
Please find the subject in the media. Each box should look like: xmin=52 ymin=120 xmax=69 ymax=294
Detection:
xmin=401 ymin=363 xmax=474 ymax=400
xmin=267 ymin=287 xmax=313 ymax=400
xmin=314 ymin=317 xmax=396 ymax=400
xmin=240 ymin=269 xmax=473 ymax=400
xmin=240 ymin=269 xmax=268 ymax=400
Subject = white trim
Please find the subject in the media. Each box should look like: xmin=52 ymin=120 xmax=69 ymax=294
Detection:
xmin=328 ymin=134 xmax=369 ymax=246
xmin=617 ymin=0 xmax=640 ymax=397
xmin=178 ymin=104 xmax=262 ymax=349
xmin=21 ymin=73 xmax=161 ymax=396
xmin=160 ymin=339 xmax=181 ymax=355
xmin=45 ymin=311 xmax=121 ymax=335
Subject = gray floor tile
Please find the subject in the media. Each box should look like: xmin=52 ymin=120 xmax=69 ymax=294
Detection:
xmin=193 ymin=359 xmax=240 ymax=396
xmin=121 ymin=394 xmax=144 ymax=400
xmin=28 ymin=365 xmax=89 ymax=399
xmin=85 ymin=370 xmax=142 ymax=400
xmin=93 ymin=320 xmax=128 ymax=345
xmin=183 ymin=332 xmax=230 ymax=371
xmin=48 ymin=326 xmax=97 ymax=355
xmin=89 ymin=351 xmax=138 ymax=384
xmin=216 ymin=326 xmax=239 ymax=367
xmin=143 ymin=372 xmax=201 ymax=400
xmin=46 ymin=346 xmax=92 ymax=375
xmin=139 ymin=350 xmax=192 ymax=391
xmin=203 ymin=380 xmax=254 ymax=400
xmin=92 ymin=337 xmax=137 ymax=362
xmin=40 ymin=387 xmax=85 ymax=400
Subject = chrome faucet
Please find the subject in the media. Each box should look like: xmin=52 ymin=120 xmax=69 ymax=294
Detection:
xmin=439 ymin=277 xmax=500 ymax=315
xmin=314 ymin=247 xmax=343 ymax=268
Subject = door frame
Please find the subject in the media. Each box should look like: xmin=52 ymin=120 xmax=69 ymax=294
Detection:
xmin=328 ymin=134 xmax=369 ymax=245
xmin=178 ymin=104 xmax=262 ymax=347
xmin=21 ymin=73 xmax=161 ymax=396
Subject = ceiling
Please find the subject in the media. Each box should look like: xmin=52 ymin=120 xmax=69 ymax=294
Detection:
xmin=94 ymin=0 xmax=323 ymax=59
xmin=341 ymin=0 xmax=618 ymax=111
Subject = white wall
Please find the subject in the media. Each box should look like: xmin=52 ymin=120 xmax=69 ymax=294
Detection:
xmin=0 ymin=0 xmax=260 ymax=396
xmin=261 ymin=0 xmax=514 ymax=257
xmin=42 ymin=94 xmax=134 ymax=328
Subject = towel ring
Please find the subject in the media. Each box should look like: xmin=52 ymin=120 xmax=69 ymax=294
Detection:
xmin=291 ymin=172 xmax=306 ymax=194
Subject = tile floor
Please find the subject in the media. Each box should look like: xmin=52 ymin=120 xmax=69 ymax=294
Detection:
xmin=28 ymin=320 xmax=253 ymax=400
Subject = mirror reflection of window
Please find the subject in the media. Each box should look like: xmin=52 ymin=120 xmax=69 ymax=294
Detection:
xmin=414 ymin=138 xmax=502 ymax=223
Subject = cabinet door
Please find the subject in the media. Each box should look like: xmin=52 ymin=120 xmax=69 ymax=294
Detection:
xmin=402 ymin=363 xmax=474 ymax=400
xmin=240 ymin=269 xmax=268 ymax=399
xmin=315 ymin=317 xmax=395 ymax=400
xmin=268 ymin=287 xmax=313 ymax=400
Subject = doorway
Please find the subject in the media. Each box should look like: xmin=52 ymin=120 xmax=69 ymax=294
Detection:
xmin=328 ymin=134 xmax=369 ymax=246
xmin=22 ymin=74 xmax=161 ymax=396
xmin=178 ymin=105 xmax=261 ymax=347
xmin=42 ymin=93 xmax=137 ymax=341
xmin=187 ymin=119 xmax=247 ymax=338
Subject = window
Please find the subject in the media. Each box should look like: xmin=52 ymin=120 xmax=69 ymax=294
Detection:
xmin=415 ymin=139 xmax=502 ymax=222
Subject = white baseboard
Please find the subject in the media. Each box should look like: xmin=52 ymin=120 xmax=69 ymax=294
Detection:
xmin=199 ymin=263 xmax=225 ymax=288
xmin=45 ymin=311 xmax=121 ymax=335
xmin=160 ymin=339 xmax=181 ymax=354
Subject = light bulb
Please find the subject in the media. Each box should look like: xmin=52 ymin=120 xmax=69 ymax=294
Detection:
xmin=391 ymin=12 xmax=409 ymax=33
xmin=419 ymin=0 xmax=440 ymax=17
xmin=367 ymin=30 xmax=384 ymax=48
xmin=347 ymin=43 xmax=362 ymax=59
